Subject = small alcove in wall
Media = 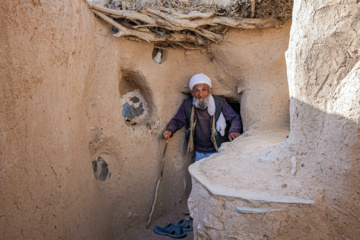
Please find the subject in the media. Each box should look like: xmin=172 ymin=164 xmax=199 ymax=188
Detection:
xmin=119 ymin=69 xmax=153 ymax=125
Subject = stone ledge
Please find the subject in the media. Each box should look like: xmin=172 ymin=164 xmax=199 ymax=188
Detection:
xmin=188 ymin=127 xmax=314 ymax=205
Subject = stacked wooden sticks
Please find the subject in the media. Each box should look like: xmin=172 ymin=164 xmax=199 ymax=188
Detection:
xmin=85 ymin=0 xmax=287 ymax=49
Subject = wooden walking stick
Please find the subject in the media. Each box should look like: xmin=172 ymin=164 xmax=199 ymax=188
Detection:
xmin=146 ymin=139 xmax=169 ymax=229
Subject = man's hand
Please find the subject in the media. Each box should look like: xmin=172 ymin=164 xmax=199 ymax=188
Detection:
xmin=228 ymin=132 xmax=241 ymax=142
xmin=163 ymin=130 xmax=172 ymax=140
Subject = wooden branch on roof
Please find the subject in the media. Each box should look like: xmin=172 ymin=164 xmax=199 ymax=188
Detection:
xmin=86 ymin=0 xmax=287 ymax=48
xmin=210 ymin=17 xmax=284 ymax=29
xmin=92 ymin=10 xmax=198 ymax=43
xmin=88 ymin=2 xmax=158 ymax=25
xmin=172 ymin=10 xmax=216 ymax=19
xmin=251 ymin=0 xmax=256 ymax=18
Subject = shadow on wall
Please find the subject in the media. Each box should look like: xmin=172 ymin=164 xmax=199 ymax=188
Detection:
xmin=284 ymin=98 xmax=360 ymax=238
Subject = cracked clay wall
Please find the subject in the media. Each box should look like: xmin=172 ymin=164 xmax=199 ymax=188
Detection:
xmin=1 ymin=1 xmax=290 ymax=239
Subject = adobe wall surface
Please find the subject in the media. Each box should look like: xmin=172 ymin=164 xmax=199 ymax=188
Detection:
xmin=0 ymin=1 xmax=290 ymax=239
xmin=189 ymin=1 xmax=360 ymax=239
xmin=0 ymin=1 xmax=107 ymax=239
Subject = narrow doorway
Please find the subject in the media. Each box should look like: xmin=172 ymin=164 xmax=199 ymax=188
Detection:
xmin=227 ymin=100 xmax=243 ymax=134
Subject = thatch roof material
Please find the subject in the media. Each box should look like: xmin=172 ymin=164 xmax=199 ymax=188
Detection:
xmin=86 ymin=0 xmax=292 ymax=48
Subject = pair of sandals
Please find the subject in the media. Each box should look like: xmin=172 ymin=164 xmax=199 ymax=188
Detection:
xmin=153 ymin=219 xmax=193 ymax=238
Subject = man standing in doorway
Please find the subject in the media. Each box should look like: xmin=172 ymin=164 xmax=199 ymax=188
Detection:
xmin=163 ymin=73 xmax=242 ymax=162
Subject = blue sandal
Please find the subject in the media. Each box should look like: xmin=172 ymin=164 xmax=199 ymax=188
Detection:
xmin=175 ymin=219 xmax=193 ymax=231
xmin=153 ymin=223 xmax=187 ymax=238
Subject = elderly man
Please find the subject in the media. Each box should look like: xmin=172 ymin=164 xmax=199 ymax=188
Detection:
xmin=163 ymin=73 xmax=242 ymax=162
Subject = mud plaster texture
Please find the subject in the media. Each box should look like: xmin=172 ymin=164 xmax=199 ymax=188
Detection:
xmin=189 ymin=1 xmax=360 ymax=240
xmin=1 ymin=0 xmax=292 ymax=239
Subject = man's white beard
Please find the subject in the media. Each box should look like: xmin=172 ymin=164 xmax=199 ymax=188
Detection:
xmin=194 ymin=94 xmax=211 ymax=109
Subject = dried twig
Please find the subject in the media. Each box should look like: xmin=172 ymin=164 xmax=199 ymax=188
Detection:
xmin=172 ymin=10 xmax=215 ymax=19
xmin=93 ymin=10 xmax=151 ymax=42
xmin=251 ymin=0 xmax=256 ymax=18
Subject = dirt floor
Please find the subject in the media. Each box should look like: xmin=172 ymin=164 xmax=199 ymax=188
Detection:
xmin=122 ymin=200 xmax=193 ymax=239
xmin=125 ymin=220 xmax=194 ymax=240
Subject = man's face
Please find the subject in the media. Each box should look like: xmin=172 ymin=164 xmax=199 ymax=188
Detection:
xmin=191 ymin=84 xmax=212 ymax=100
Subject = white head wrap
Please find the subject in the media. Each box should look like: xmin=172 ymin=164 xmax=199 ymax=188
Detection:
xmin=189 ymin=73 xmax=212 ymax=90
xmin=189 ymin=73 xmax=226 ymax=136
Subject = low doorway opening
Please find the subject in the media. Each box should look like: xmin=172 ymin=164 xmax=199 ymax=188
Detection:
xmin=222 ymin=97 xmax=244 ymax=136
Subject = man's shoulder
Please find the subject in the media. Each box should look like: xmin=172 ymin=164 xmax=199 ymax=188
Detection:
xmin=213 ymin=95 xmax=225 ymax=103
xmin=183 ymin=96 xmax=193 ymax=105
xmin=182 ymin=97 xmax=193 ymax=117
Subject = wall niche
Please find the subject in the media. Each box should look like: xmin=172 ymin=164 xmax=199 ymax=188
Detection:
xmin=119 ymin=69 xmax=153 ymax=125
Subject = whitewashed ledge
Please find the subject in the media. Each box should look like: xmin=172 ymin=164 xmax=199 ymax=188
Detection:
xmin=188 ymin=127 xmax=315 ymax=205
